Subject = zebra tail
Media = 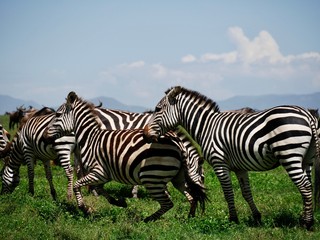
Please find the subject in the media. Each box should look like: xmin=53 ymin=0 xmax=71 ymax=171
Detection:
xmin=309 ymin=113 xmax=320 ymax=210
xmin=183 ymin=164 xmax=209 ymax=213
xmin=312 ymin=118 xmax=320 ymax=210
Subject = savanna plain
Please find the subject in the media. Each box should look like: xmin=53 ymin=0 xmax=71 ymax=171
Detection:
xmin=0 ymin=115 xmax=319 ymax=240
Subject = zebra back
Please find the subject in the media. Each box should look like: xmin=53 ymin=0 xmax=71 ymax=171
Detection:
xmin=95 ymin=107 xmax=152 ymax=129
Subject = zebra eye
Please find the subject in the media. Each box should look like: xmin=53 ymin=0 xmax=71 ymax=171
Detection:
xmin=55 ymin=112 xmax=62 ymax=118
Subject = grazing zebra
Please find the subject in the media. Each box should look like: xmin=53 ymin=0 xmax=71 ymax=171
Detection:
xmin=44 ymin=92 xmax=207 ymax=222
xmin=91 ymin=107 xmax=204 ymax=197
xmin=0 ymin=124 xmax=10 ymax=157
xmin=143 ymin=86 xmax=320 ymax=230
xmin=1 ymin=107 xmax=75 ymax=200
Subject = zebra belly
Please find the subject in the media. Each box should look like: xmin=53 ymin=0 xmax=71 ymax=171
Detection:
xmin=138 ymin=156 xmax=181 ymax=184
xmin=226 ymin=143 xmax=279 ymax=171
xmin=107 ymin=156 xmax=181 ymax=186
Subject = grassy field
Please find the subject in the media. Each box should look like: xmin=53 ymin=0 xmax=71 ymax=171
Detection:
xmin=0 ymin=114 xmax=320 ymax=239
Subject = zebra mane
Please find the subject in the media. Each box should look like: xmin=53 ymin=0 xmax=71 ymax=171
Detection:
xmin=32 ymin=107 xmax=55 ymax=117
xmin=166 ymin=86 xmax=220 ymax=113
xmin=74 ymin=97 xmax=104 ymax=129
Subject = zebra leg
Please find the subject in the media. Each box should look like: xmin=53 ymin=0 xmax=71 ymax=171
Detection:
xmin=73 ymin=185 xmax=93 ymax=215
xmin=282 ymin=164 xmax=314 ymax=230
xmin=143 ymin=184 xmax=174 ymax=222
xmin=56 ymin=156 xmax=74 ymax=201
xmin=57 ymin=155 xmax=73 ymax=200
xmin=213 ymin=165 xmax=239 ymax=223
xmin=25 ymin=159 xmax=35 ymax=196
xmin=73 ymin=150 xmax=98 ymax=196
xmin=235 ymin=170 xmax=261 ymax=224
xmin=94 ymin=184 xmax=127 ymax=208
xmin=65 ymin=166 xmax=74 ymax=201
xmin=171 ymin=170 xmax=197 ymax=218
xmin=73 ymin=172 xmax=107 ymax=214
xmin=43 ymin=160 xmax=57 ymax=201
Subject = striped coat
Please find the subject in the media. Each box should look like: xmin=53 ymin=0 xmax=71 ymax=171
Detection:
xmin=144 ymin=86 xmax=320 ymax=229
xmin=45 ymin=92 xmax=207 ymax=221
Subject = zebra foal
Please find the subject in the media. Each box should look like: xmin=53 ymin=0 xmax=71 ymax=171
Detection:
xmin=143 ymin=86 xmax=320 ymax=230
xmin=44 ymin=92 xmax=207 ymax=222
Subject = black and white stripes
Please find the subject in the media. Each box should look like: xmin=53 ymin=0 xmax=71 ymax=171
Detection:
xmin=0 ymin=124 xmax=10 ymax=156
xmin=1 ymin=108 xmax=75 ymax=200
xmin=143 ymin=86 xmax=320 ymax=229
xmin=45 ymin=92 xmax=207 ymax=221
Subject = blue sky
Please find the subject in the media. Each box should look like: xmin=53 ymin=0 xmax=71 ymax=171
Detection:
xmin=1 ymin=1 xmax=319 ymax=109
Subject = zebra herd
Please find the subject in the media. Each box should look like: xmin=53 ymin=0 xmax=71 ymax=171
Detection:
xmin=0 ymin=86 xmax=319 ymax=229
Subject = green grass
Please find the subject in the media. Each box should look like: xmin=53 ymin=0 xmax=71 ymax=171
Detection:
xmin=1 ymin=115 xmax=320 ymax=239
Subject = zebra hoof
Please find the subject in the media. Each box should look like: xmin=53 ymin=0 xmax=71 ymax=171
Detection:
xmin=51 ymin=191 xmax=57 ymax=201
xmin=229 ymin=216 xmax=239 ymax=224
xmin=117 ymin=197 xmax=127 ymax=208
xmin=300 ymin=217 xmax=314 ymax=231
xmin=80 ymin=205 xmax=94 ymax=216
xmin=28 ymin=189 xmax=35 ymax=196
xmin=109 ymin=197 xmax=127 ymax=208
xmin=253 ymin=212 xmax=262 ymax=225
xmin=143 ymin=216 xmax=157 ymax=223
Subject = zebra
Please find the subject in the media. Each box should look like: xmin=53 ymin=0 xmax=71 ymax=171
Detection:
xmin=44 ymin=91 xmax=207 ymax=222
xmin=143 ymin=86 xmax=320 ymax=230
xmin=1 ymin=107 xmax=76 ymax=201
xmin=91 ymin=107 xmax=204 ymax=197
xmin=0 ymin=124 xmax=10 ymax=157
xmin=1 ymin=106 xmax=128 ymax=207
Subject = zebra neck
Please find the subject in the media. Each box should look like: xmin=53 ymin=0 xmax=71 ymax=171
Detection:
xmin=180 ymin=100 xmax=216 ymax=156
xmin=9 ymin=136 xmax=24 ymax=166
xmin=73 ymin=112 xmax=101 ymax=149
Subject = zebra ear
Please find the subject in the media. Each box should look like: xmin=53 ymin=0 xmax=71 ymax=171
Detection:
xmin=167 ymin=86 xmax=182 ymax=105
xmin=67 ymin=91 xmax=78 ymax=104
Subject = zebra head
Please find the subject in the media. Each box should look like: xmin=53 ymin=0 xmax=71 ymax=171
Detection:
xmin=1 ymin=134 xmax=21 ymax=195
xmin=1 ymin=158 xmax=20 ymax=194
xmin=0 ymin=124 xmax=10 ymax=158
xmin=44 ymin=92 xmax=77 ymax=140
xmin=144 ymin=86 xmax=182 ymax=142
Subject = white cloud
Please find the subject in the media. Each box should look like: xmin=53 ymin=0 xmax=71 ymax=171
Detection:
xmin=96 ymin=27 xmax=320 ymax=108
xmin=152 ymin=64 xmax=168 ymax=78
xmin=200 ymin=52 xmax=237 ymax=63
xmin=121 ymin=60 xmax=145 ymax=68
xmin=228 ymin=27 xmax=283 ymax=64
xmin=185 ymin=26 xmax=320 ymax=67
xmin=181 ymin=54 xmax=196 ymax=63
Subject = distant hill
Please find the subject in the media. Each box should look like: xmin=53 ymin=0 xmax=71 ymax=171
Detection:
xmin=89 ymin=96 xmax=147 ymax=113
xmin=1 ymin=92 xmax=320 ymax=115
xmin=0 ymin=95 xmax=42 ymax=114
xmin=218 ymin=92 xmax=320 ymax=111
xmin=0 ymin=95 xmax=147 ymax=114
